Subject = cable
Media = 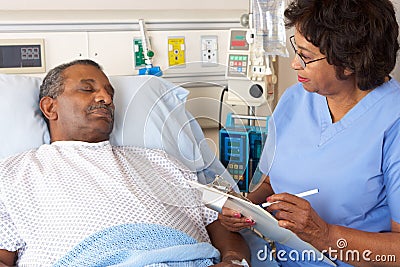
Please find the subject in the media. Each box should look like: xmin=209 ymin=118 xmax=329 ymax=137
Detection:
xmin=218 ymin=86 xmax=229 ymax=131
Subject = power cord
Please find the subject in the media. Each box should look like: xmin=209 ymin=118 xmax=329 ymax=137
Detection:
xmin=218 ymin=86 xmax=229 ymax=131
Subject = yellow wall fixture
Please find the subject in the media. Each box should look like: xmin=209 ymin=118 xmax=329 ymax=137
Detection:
xmin=168 ymin=37 xmax=185 ymax=67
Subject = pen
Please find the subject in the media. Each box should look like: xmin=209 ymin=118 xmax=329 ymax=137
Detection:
xmin=259 ymin=188 xmax=319 ymax=208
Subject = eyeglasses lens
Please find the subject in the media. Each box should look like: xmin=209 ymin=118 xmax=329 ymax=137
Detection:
xmin=296 ymin=53 xmax=306 ymax=68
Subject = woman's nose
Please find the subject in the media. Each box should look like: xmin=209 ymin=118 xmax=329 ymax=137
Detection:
xmin=291 ymin=54 xmax=303 ymax=70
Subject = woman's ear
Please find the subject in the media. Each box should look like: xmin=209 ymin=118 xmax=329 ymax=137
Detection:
xmin=343 ymin=68 xmax=354 ymax=77
xmin=39 ymin=96 xmax=58 ymax=121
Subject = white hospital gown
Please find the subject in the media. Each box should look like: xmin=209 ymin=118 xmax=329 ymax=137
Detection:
xmin=0 ymin=141 xmax=217 ymax=266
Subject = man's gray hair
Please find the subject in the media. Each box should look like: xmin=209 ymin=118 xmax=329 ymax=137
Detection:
xmin=39 ymin=59 xmax=102 ymax=100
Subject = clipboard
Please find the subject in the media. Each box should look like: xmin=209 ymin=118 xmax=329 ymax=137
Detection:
xmin=188 ymin=180 xmax=336 ymax=266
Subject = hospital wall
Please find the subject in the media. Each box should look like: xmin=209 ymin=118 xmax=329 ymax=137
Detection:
xmin=0 ymin=0 xmax=399 ymax=155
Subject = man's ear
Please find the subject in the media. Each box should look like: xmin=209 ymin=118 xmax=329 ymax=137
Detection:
xmin=39 ymin=96 xmax=58 ymax=121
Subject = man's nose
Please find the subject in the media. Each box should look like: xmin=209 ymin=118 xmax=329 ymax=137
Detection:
xmin=95 ymin=88 xmax=113 ymax=104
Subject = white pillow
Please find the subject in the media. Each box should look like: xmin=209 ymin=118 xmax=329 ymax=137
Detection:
xmin=109 ymin=75 xmax=205 ymax=172
xmin=0 ymin=74 xmax=49 ymax=158
xmin=0 ymin=73 xmax=235 ymax=187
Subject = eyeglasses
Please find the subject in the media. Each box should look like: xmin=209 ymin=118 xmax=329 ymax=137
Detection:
xmin=289 ymin=35 xmax=326 ymax=69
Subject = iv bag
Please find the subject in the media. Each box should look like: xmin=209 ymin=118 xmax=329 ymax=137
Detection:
xmin=252 ymin=0 xmax=289 ymax=57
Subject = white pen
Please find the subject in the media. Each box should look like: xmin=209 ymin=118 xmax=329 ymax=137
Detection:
xmin=259 ymin=188 xmax=319 ymax=208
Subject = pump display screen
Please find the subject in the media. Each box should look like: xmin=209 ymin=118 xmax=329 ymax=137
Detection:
xmin=224 ymin=137 xmax=244 ymax=162
xmin=228 ymin=141 xmax=240 ymax=147
xmin=229 ymin=30 xmax=249 ymax=51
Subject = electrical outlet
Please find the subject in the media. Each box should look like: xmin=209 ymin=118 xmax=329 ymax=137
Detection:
xmin=201 ymin=36 xmax=218 ymax=66
xmin=168 ymin=37 xmax=185 ymax=67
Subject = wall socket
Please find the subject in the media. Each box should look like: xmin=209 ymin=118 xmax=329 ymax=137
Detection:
xmin=168 ymin=36 xmax=186 ymax=67
xmin=201 ymin=35 xmax=218 ymax=66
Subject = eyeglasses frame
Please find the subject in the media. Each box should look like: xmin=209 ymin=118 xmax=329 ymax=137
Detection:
xmin=289 ymin=35 xmax=326 ymax=69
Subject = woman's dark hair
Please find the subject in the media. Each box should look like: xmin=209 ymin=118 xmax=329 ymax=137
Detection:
xmin=284 ymin=0 xmax=399 ymax=90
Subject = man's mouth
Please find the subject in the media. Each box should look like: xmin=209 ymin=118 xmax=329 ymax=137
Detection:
xmin=92 ymin=108 xmax=112 ymax=118
xmin=88 ymin=106 xmax=114 ymax=120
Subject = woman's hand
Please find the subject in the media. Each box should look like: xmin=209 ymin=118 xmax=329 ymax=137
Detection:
xmin=214 ymin=253 xmax=250 ymax=266
xmin=217 ymin=175 xmax=273 ymax=233
xmin=218 ymin=207 xmax=255 ymax=232
xmin=266 ymin=192 xmax=330 ymax=248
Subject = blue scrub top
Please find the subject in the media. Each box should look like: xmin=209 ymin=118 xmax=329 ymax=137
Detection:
xmin=259 ymin=78 xmax=400 ymax=266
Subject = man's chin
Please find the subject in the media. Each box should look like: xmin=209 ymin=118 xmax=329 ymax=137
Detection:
xmin=88 ymin=122 xmax=114 ymax=141
xmin=85 ymin=132 xmax=111 ymax=143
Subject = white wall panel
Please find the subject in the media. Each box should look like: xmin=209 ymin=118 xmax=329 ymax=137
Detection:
xmin=88 ymin=31 xmax=136 ymax=76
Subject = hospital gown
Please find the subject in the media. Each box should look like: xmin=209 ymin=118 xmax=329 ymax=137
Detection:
xmin=259 ymin=78 xmax=400 ymax=266
xmin=0 ymin=141 xmax=218 ymax=266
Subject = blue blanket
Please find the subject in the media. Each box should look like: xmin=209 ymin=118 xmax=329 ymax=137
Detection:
xmin=53 ymin=223 xmax=220 ymax=267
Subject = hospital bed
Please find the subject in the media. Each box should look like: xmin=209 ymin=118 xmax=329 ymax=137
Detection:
xmin=0 ymin=73 xmax=276 ymax=266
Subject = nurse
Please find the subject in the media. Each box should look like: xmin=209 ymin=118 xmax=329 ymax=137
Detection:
xmin=218 ymin=0 xmax=400 ymax=266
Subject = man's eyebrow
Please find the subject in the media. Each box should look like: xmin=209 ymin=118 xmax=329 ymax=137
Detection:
xmin=80 ymin=79 xmax=95 ymax=84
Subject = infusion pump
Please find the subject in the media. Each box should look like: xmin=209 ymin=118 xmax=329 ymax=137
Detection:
xmin=226 ymin=29 xmax=274 ymax=107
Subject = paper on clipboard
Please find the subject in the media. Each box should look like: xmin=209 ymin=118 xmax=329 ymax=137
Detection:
xmin=188 ymin=180 xmax=336 ymax=266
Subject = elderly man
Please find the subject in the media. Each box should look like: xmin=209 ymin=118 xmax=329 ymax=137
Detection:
xmin=0 ymin=59 xmax=250 ymax=266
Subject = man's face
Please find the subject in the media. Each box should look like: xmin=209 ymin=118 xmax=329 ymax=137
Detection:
xmin=51 ymin=64 xmax=115 ymax=142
